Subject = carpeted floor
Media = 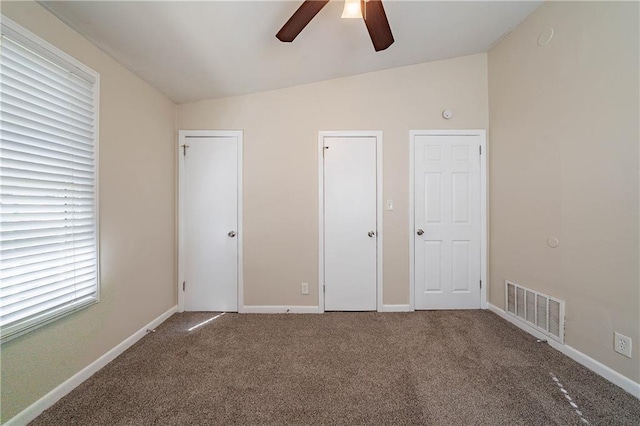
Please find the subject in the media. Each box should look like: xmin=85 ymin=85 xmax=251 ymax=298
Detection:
xmin=30 ymin=311 xmax=640 ymax=425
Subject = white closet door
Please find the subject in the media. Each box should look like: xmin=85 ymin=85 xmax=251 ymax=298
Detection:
xmin=323 ymin=136 xmax=377 ymax=311
xmin=183 ymin=136 xmax=238 ymax=311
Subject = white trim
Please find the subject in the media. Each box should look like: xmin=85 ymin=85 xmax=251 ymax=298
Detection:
xmin=479 ymin=132 xmax=487 ymax=309
xmin=178 ymin=131 xmax=185 ymax=313
xmin=409 ymin=130 xmax=488 ymax=311
xmin=408 ymin=131 xmax=416 ymax=311
xmin=0 ymin=16 xmax=97 ymax=82
xmin=236 ymin=135 xmax=244 ymax=314
xmin=488 ymin=303 xmax=640 ymax=399
xmin=94 ymin=57 xmax=101 ymax=310
xmin=318 ymin=131 xmax=383 ymax=313
xmin=317 ymin=135 xmax=323 ymax=312
xmin=241 ymin=305 xmax=320 ymax=314
xmin=5 ymin=306 xmax=177 ymax=426
xmin=177 ymin=130 xmax=244 ymax=313
xmin=380 ymin=304 xmax=413 ymax=312
xmin=376 ymin=133 xmax=383 ymax=312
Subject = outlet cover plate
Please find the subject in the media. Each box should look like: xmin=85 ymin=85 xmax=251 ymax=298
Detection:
xmin=614 ymin=332 xmax=632 ymax=358
xmin=301 ymin=282 xmax=309 ymax=295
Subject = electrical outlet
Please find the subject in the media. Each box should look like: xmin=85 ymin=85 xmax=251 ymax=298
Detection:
xmin=301 ymin=282 xmax=309 ymax=295
xmin=614 ymin=332 xmax=632 ymax=358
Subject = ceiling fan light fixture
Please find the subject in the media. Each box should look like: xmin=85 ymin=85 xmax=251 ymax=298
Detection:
xmin=341 ymin=0 xmax=362 ymax=19
xmin=276 ymin=0 xmax=393 ymax=51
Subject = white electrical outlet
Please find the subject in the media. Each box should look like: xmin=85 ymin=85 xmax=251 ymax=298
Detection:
xmin=614 ymin=332 xmax=632 ymax=358
xmin=301 ymin=282 xmax=309 ymax=295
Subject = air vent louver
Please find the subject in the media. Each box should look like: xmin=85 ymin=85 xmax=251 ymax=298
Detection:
xmin=507 ymin=284 xmax=516 ymax=314
xmin=505 ymin=281 xmax=564 ymax=343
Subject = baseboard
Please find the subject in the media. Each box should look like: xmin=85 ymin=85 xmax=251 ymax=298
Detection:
xmin=5 ymin=305 xmax=178 ymax=426
xmin=241 ymin=305 xmax=415 ymax=314
xmin=487 ymin=303 xmax=640 ymax=399
xmin=380 ymin=304 xmax=413 ymax=312
xmin=241 ymin=305 xmax=320 ymax=314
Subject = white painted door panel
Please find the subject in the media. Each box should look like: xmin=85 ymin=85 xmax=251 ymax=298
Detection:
xmin=415 ymin=135 xmax=481 ymax=309
xmin=184 ymin=137 xmax=238 ymax=311
xmin=324 ymin=137 xmax=377 ymax=311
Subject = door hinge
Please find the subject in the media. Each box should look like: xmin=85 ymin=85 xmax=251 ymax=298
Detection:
xmin=182 ymin=281 xmax=186 ymax=291
xmin=181 ymin=144 xmax=189 ymax=156
xmin=323 ymin=284 xmax=326 ymax=293
xmin=480 ymin=280 xmax=482 ymax=289
xmin=479 ymin=146 xmax=482 ymax=155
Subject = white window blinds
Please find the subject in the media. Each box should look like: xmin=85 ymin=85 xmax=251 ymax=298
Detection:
xmin=0 ymin=17 xmax=100 ymax=343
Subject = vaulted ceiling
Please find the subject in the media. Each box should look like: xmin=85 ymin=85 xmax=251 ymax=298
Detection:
xmin=41 ymin=1 xmax=541 ymax=104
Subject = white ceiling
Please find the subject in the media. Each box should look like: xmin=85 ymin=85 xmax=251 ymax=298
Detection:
xmin=41 ymin=1 xmax=541 ymax=104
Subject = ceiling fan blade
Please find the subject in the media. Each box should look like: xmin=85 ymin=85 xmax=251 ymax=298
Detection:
xmin=361 ymin=0 xmax=394 ymax=51
xmin=276 ymin=0 xmax=330 ymax=43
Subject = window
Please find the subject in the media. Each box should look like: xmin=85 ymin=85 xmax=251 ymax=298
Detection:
xmin=0 ymin=17 xmax=100 ymax=343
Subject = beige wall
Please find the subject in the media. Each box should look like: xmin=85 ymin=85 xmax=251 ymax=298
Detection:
xmin=0 ymin=1 xmax=177 ymax=421
xmin=488 ymin=1 xmax=639 ymax=382
xmin=178 ymin=54 xmax=489 ymax=307
xmin=6 ymin=0 xmax=636 ymax=420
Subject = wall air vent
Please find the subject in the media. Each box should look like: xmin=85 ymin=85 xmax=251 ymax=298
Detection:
xmin=505 ymin=280 xmax=565 ymax=343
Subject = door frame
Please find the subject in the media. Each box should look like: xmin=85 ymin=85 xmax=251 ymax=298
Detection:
xmin=177 ymin=130 xmax=244 ymax=313
xmin=409 ymin=130 xmax=488 ymax=310
xmin=318 ymin=131 xmax=383 ymax=313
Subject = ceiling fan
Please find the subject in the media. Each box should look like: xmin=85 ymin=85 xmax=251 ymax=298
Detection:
xmin=276 ymin=0 xmax=394 ymax=52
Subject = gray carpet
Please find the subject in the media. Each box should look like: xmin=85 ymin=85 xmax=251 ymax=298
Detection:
xmin=30 ymin=311 xmax=640 ymax=425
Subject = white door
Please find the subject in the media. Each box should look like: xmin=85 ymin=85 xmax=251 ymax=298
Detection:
xmin=323 ymin=136 xmax=378 ymax=311
xmin=181 ymin=134 xmax=240 ymax=312
xmin=414 ymin=134 xmax=481 ymax=309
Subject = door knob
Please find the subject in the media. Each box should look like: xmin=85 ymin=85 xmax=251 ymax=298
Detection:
xmin=228 ymin=231 xmax=236 ymax=238
xmin=368 ymin=231 xmax=376 ymax=238
xmin=416 ymin=229 xmax=424 ymax=236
